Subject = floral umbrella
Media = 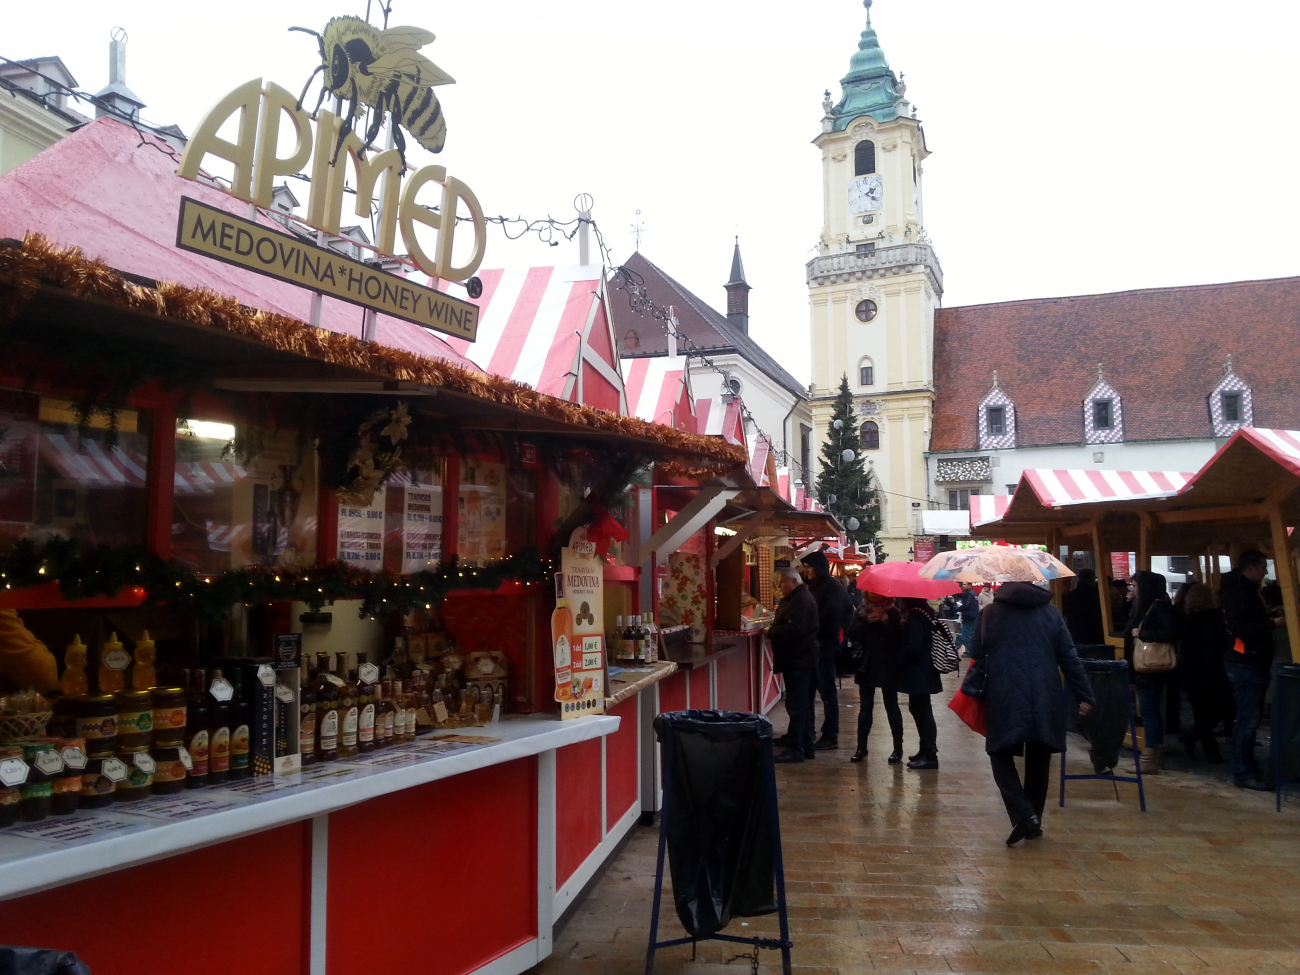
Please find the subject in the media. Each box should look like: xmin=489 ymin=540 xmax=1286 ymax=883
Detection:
xmin=918 ymin=545 xmax=1076 ymax=584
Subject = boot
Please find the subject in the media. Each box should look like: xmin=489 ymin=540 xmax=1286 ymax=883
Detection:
xmin=1139 ymin=747 xmax=1164 ymax=774
xmin=887 ymin=735 xmax=904 ymax=764
xmin=907 ymin=749 xmax=939 ymax=770
xmin=850 ymin=737 xmax=868 ymax=763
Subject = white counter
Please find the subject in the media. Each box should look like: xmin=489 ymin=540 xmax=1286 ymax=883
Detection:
xmin=0 ymin=712 xmax=618 ymax=901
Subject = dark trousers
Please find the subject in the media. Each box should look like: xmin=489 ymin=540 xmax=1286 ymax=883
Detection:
xmin=857 ymin=686 xmax=903 ymax=742
xmin=782 ymin=668 xmax=817 ymax=758
xmin=1185 ymin=673 xmax=1232 ymax=753
xmin=1225 ymin=657 xmax=1270 ymax=778
xmin=909 ymin=694 xmax=937 ymax=755
xmin=989 ymin=742 xmax=1053 ymax=825
xmin=816 ymin=644 xmax=840 ymax=740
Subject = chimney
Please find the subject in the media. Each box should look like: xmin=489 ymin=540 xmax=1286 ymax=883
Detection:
xmin=724 ymin=237 xmax=751 ymax=334
xmin=94 ymin=28 xmax=147 ymax=121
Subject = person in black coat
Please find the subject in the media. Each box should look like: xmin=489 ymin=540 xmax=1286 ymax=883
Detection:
xmin=968 ymin=581 xmax=1095 ymax=845
xmin=1176 ymin=583 xmax=1231 ymax=763
xmin=846 ymin=592 xmax=905 ymax=763
xmin=1061 ymin=569 xmax=1106 ymax=646
xmin=1125 ymin=571 xmax=1179 ymax=773
xmin=801 ymin=550 xmax=851 ymax=751
xmin=1220 ymin=550 xmax=1284 ymax=789
xmin=895 ymin=598 xmax=946 ymax=770
xmin=768 ymin=567 xmax=820 ymax=763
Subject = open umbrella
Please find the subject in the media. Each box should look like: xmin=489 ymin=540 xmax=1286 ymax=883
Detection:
xmin=919 ymin=545 xmax=1075 ymax=584
xmin=856 ymin=560 xmax=962 ymax=599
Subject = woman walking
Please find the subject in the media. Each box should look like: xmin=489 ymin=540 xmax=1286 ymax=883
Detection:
xmin=896 ymin=597 xmax=947 ymax=770
xmin=847 ymin=592 xmax=905 ymax=763
xmin=1126 ymin=571 xmax=1179 ymax=773
xmin=968 ymin=581 xmax=1095 ymax=845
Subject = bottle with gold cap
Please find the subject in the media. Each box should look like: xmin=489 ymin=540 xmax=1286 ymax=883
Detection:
xmin=60 ymin=635 xmax=89 ymax=697
xmin=98 ymin=633 xmax=130 ymax=693
xmin=131 ymin=631 xmax=157 ymax=690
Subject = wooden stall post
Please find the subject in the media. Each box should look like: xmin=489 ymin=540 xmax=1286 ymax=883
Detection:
xmin=1048 ymin=529 xmax=1063 ymax=610
xmin=1267 ymin=503 xmax=1300 ymax=663
xmin=1090 ymin=520 xmax=1118 ymax=655
xmin=1137 ymin=513 xmax=1152 ymax=572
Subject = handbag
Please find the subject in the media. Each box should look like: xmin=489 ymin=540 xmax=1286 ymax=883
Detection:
xmin=1133 ymin=602 xmax=1178 ymax=674
xmin=929 ymin=616 xmax=960 ymax=674
xmin=948 ymin=685 xmax=987 ymax=736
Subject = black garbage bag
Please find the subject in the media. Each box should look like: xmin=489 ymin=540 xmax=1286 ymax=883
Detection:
xmin=1272 ymin=664 xmax=1300 ymax=787
xmin=1072 ymin=659 xmax=1131 ymax=773
xmin=0 ymin=946 xmax=90 ymax=975
xmin=653 ymin=710 xmax=778 ymax=939
xmin=1075 ymin=644 xmax=1117 ymax=661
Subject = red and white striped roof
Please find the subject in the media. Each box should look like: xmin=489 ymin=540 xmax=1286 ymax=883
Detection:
xmin=1220 ymin=428 xmax=1300 ymax=477
xmin=969 ymin=494 xmax=1012 ymax=527
xmin=1022 ymin=469 xmax=1194 ymax=507
xmin=620 ymin=356 xmax=695 ymax=431
xmin=694 ymin=396 xmax=746 ymax=447
xmin=448 ymin=265 xmax=626 ymax=414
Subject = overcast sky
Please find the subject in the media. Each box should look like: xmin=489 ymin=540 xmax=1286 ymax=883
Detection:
xmin=6 ymin=1 xmax=1299 ymax=384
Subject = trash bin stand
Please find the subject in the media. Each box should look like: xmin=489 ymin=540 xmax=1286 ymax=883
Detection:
xmin=1058 ymin=678 xmax=1147 ymax=812
xmin=644 ymin=731 xmax=794 ymax=975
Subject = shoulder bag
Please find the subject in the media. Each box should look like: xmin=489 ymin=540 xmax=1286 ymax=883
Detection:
xmin=949 ymin=609 xmax=988 ymax=735
xmin=929 ymin=614 xmax=960 ymax=675
xmin=1133 ymin=602 xmax=1178 ymax=674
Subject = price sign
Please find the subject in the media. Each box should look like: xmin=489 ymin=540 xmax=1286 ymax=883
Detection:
xmin=274 ymin=685 xmax=295 ymax=703
xmin=102 ymin=648 xmax=132 ymax=671
xmin=101 ymin=758 xmax=128 ymax=782
xmin=209 ymin=678 xmax=235 ymax=701
xmin=61 ymin=747 xmax=87 ymax=770
xmin=34 ymin=750 xmax=65 ymax=776
xmin=256 ymin=665 xmax=276 ymax=687
xmin=325 ymin=674 xmax=345 ymax=688
xmin=178 ymin=747 xmax=193 ymax=771
xmin=132 ymin=752 xmax=156 ymax=774
xmin=358 ymin=663 xmax=379 ymax=684
xmin=0 ymin=758 xmax=29 ymax=787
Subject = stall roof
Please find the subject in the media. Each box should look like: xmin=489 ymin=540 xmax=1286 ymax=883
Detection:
xmin=0 ymin=116 xmax=473 ymax=368
xmin=694 ymin=395 xmax=746 ymax=447
xmin=620 ymin=355 xmax=695 ymax=432
xmin=447 ymin=265 xmax=626 ymax=414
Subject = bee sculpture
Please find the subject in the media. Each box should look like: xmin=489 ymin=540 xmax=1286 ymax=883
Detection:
xmin=290 ymin=15 xmax=454 ymax=165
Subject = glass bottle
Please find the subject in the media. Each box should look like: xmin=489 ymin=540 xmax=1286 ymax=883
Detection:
xmin=356 ymin=664 xmax=376 ymax=753
xmin=228 ymin=668 xmax=252 ymax=780
xmin=645 ymin=613 xmax=659 ymax=663
xmin=338 ymin=656 xmax=359 ymax=760
xmin=378 ymin=680 xmax=396 ymax=746
xmin=185 ymin=670 xmax=211 ymax=789
xmin=206 ymin=669 xmax=232 ymax=785
xmin=612 ymin=616 xmax=624 ymax=663
xmin=299 ymin=654 xmax=318 ymax=766
xmin=474 ymin=685 xmax=492 ymax=726
xmin=314 ymin=652 xmax=340 ymax=763
xmin=622 ymin=617 xmax=637 ymax=663
xmin=403 ymin=681 xmax=418 ymax=740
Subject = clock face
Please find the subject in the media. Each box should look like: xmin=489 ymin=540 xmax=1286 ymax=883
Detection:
xmin=848 ymin=174 xmax=884 ymax=213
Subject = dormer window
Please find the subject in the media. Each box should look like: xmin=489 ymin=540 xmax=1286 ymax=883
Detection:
xmin=1083 ymin=369 xmax=1123 ymax=444
xmin=854 ymin=141 xmax=876 ymax=175
xmin=1208 ymin=359 xmax=1253 ymax=436
xmin=977 ymin=377 xmax=1016 ymax=449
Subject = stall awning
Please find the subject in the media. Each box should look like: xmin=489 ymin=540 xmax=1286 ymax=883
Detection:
xmin=620 ymin=356 xmax=696 ymax=432
xmin=1022 ymin=469 xmax=1194 ymax=507
xmin=447 ymin=265 xmax=626 ymax=414
xmin=970 ymin=494 xmax=1012 ymax=527
xmin=920 ymin=509 xmax=972 ymax=536
xmin=694 ymin=396 xmax=746 ymax=447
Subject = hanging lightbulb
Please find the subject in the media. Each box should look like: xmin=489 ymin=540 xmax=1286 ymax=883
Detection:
xmin=827 ymin=494 xmax=837 ymax=504
xmin=847 ymin=517 xmax=861 ymax=531
xmin=841 ymin=449 xmax=856 ymax=463
xmin=832 ymin=419 xmax=844 ymax=430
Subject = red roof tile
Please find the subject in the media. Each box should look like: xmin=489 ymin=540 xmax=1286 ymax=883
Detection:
xmin=931 ymin=277 xmax=1300 ymax=451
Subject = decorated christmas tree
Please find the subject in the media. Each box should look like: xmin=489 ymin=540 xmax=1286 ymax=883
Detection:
xmin=814 ymin=374 xmax=881 ymax=548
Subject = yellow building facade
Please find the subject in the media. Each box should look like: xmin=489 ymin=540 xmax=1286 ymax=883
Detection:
xmin=807 ymin=3 xmax=942 ymax=561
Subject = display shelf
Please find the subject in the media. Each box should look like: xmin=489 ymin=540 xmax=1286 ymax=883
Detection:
xmin=663 ymin=637 xmax=748 ymax=671
xmin=0 ymin=712 xmax=618 ymax=901
xmin=604 ymin=660 xmax=677 ymax=708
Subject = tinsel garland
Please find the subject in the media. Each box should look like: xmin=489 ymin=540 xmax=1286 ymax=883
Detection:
xmin=0 ymin=537 xmax=551 ymax=621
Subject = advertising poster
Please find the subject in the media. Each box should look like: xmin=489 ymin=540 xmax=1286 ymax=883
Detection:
xmin=338 ymin=487 xmax=387 ymax=570
xmin=553 ymin=526 xmax=605 ymax=718
xmin=457 ymin=461 xmax=506 ymax=563
xmin=400 ymin=479 xmax=444 ymax=573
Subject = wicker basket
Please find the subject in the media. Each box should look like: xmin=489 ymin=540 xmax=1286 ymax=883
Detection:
xmin=0 ymin=711 xmax=52 ymax=742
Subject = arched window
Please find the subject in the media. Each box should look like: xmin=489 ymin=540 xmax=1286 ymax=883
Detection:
xmin=860 ymin=420 xmax=880 ymax=450
xmin=858 ymin=357 xmax=874 ymax=387
xmin=854 ymin=140 xmax=876 ymax=176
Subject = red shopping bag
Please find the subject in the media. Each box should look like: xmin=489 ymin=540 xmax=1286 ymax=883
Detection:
xmin=948 ymin=687 xmax=987 ymax=737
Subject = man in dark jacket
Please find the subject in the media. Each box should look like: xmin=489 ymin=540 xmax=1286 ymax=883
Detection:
xmin=955 ymin=583 xmax=981 ymax=652
xmin=1220 ymin=550 xmax=1283 ymax=789
xmin=1061 ymin=569 xmax=1106 ymax=646
xmin=768 ymin=567 xmax=819 ymax=763
xmin=800 ymin=550 xmax=851 ymax=750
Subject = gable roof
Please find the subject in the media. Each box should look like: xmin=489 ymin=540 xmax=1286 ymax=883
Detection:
xmin=610 ymin=251 xmax=806 ymax=400
xmin=931 ymin=276 xmax=1300 ymax=452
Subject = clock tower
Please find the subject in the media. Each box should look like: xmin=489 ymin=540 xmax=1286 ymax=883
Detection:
xmin=807 ymin=0 xmax=943 ymax=560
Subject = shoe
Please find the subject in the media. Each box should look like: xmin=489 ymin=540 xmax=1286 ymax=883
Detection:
xmin=850 ymin=737 xmax=868 ymax=763
xmin=803 ymin=750 xmax=817 ymax=760
xmin=772 ymin=734 xmax=794 ymax=749
xmin=888 ymin=737 xmax=904 ymax=764
xmin=1234 ymin=774 xmax=1269 ymax=791
xmin=908 ymin=750 xmax=923 ymax=763
xmin=773 ymin=750 xmax=805 ymax=764
xmin=1006 ymin=815 xmax=1042 ymax=846
xmin=907 ymin=752 xmax=939 ymax=770
xmin=1138 ymin=747 xmax=1164 ymax=775
xmin=813 ymin=736 xmax=839 ymax=751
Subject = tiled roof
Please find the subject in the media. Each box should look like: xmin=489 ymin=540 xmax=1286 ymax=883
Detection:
xmin=610 ymin=252 xmax=807 ymax=400
xmin=931 ymin=276 xmax=1300 ymax=451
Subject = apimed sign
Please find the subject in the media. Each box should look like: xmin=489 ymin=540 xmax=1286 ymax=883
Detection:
xmin=175 ymin=197 xmax=478 ymax=342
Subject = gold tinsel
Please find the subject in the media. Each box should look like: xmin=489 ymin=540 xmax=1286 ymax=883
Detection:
xmin=0 ymin=234 xmax=748 ymax=472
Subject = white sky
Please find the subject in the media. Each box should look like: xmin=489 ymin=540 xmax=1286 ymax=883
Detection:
xmin=6 ymin=1 xmax=1299 ymax=385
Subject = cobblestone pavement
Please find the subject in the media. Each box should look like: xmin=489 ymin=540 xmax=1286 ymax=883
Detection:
xmin=533 ymin=675 xmax=1300 ymax=975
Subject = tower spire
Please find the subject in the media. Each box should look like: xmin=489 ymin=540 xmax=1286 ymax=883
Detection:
xmin=824 ymin=0 xmax=905 ymax=130
xmin=724 ymin=238 xmax=751 ymax=334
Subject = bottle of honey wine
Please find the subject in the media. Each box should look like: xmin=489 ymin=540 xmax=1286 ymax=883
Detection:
xmin=314 ymin=653 xmax=340 ymax=763
xmin=356 ymin=663 xmax=376 ymax=754
xmin=337 ymin=656 xmax=359 ymax=760
xmin=299 ymin=654 xmax=318 ymax=766
xmin=186 ymin=669 xmax=210 ymax=789
xmin=552 ymin=591 xmax=575 ymax=697
xmin=206 ymin=668 xmax=232 ymax=785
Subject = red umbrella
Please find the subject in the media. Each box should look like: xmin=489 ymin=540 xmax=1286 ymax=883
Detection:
xmin=856 ymin=561 xmax=962 ymax=599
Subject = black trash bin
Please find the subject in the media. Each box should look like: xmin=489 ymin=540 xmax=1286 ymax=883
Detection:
xmin=0 ymin=946 xmax=91 ymax=975
xmin=646 ymin=709 xmax=792 ymax=975
xmin=1073 ymin=658 xmax=1132 ymax=774
xmin=1272 ymin=663 xmax=1300 ymax=809
xmin=1075 ymin=643 xmax=1117 ymax=661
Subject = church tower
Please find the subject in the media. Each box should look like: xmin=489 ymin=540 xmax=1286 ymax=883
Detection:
xmin=806 ymin=0 xmax=942 ymax=560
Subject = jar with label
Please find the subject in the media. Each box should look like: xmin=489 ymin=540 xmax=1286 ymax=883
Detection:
xmin=150 ymin=686 xmax=187 ymax=746
xmin=51 ymin=738 xmax=86 ymax=816
xmin=20 ymin=741 xmax=58 ymax=821
xmin=0 ymin=745 xmax=26 ymax=828
xmin=76 ymin=694 xmax=119 ymax=756
xmin=48 ymin=695 xmax=80 ymax=739
xmin=151 ymin=744 xmax=188 ymax=794
xmin=79 ymin=756 xmax=120 ymax=808
xmin=116 ymin=747 xmax=154 ymax=801
xmin=115 ymin=689 xmax=154 ymax=750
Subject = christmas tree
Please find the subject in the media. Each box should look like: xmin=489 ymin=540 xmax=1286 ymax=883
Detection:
xmin=814 ymin=374 xmax=881 ymax=548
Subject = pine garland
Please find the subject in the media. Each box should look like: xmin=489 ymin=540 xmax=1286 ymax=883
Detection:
xmin=0 ymin=536 xmax=551 ymax=621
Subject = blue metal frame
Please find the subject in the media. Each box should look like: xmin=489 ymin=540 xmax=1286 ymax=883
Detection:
xmin=1059 ymin=679 xmax=1147 ymax=812
xmin=644 ymin=730 xmax=793 ymax=975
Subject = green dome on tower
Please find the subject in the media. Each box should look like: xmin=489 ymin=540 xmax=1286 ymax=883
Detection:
xmin=828 ymin=0 xmax=903 ymax=130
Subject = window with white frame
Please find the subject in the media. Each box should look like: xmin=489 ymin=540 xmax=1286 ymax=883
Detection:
xmin=977 ymin=382 xmax=1016 ymax=449
xmin=1208 ymin=366 xmax=1253 ymax=437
